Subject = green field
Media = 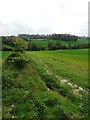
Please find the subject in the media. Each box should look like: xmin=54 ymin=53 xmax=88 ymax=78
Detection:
xmin=2 ymin=49 xmax=89 ymax=119
xmin=30 ymin=38 xmax=89 ymax=49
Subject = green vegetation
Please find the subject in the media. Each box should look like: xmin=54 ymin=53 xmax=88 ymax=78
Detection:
xmin=12 ymin=36 xmax=28 ymax=52
xmin=2 ymin=49 xmax=89 ymax=119
xmin=2 ymin=35 xmax=90 ymax=51
xmin=29 ymin=38 xmax=89 ymax=50
xmin=6 ymin=37 xmax=29 ymax=68
xmin=2 ymin=44 xmax=13 ymax=51
xmin=2 ymin=51 xmax=11 ymax=59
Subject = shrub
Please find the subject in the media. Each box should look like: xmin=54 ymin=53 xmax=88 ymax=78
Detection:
xmin=42 ymin=46 xmax=45 ymax=51
xmin=6 ymin=52 xmax=28 ymax=68
xmin=54 ymin=106 xmax=69 ymax=119
xmin=44 ymin=97 xmax=58 ymax=107
xmin=41 ymin=74 xmax=59 ymax=90
xmin=2 ymin=44 xmax=13 ymax=51
xmin=6 ymin=37 xmax=29 ymax=68
xmin=12 ymin=36 xmax=28 ymax=52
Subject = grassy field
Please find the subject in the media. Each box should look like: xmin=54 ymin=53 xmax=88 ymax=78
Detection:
xmin=28 ymin=49 xmax=88 ymax=88
xmin=2 ymin=49 xmax=89 ymax=119
xmin=30 ymin=38 xmax=89 ymax=49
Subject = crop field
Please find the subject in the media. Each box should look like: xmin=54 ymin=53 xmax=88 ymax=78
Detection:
xmin=2 ymin=49 xmax=89 ymax=119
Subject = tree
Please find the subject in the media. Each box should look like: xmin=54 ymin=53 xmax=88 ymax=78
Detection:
xmin=55 ymin=41 xmax=62 ymax=49
xmin=6 ymin=37 xmax=29 ymax=68
xmin=48 ymin=41 xmax=53 ymax=50
xmin=42 ymin=46 xmax=45 ymax=51
xmin=31 ymin=43 xmax=40 ymax=51
xmin=12 ymin=37 xmax=28 ymax=52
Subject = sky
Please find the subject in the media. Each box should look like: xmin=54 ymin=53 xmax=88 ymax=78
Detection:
xmin=0 ymin=0 xmax=89 ymax=36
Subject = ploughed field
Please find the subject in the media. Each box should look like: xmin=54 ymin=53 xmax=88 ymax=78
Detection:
xmin=2 ymin=49 xmax=89 ymax=119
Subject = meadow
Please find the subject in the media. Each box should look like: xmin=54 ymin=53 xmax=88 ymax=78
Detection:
xmin=30 ymin=38 xmax=89 ymax=50
xmin=2 ymin=49 xmax=89 ymax=119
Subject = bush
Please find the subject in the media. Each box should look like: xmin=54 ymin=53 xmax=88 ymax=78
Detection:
xmin=41 ymin=74 xmax=60 ymax=90
xmin=31 ymin=43 xmax=41 ymax=51
xmin=12 ymin=37 xmax=28 ymax=52
xmin=44 ymin=97 xmax=58 ymax=107
xmin=54 ymin=106 xmax=69 ymax=119
xmin=6 ymin=37 xmax=29 ymax=68
xmin=2 ymin=44 xmax=13 ymax=51
xmin=6 ymin=52 xmax=28 ymax=68
xmin=42 ymin=46 xmax=45 ymax=51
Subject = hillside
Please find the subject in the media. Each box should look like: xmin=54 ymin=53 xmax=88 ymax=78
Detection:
xmin=30 ymin=38 xmax=89 ymax=50
xmin=2 ymin=49 xmax=88 ymax=119
xmin=2 ymin=35 xmax=90 ymax=51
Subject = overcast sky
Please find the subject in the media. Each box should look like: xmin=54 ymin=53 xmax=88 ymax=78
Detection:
xmin=0 ymin=0 xmax=89 ymax=36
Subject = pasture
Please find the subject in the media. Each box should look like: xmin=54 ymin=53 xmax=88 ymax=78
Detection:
xmin=2 ymin=49 xmax=89 ymax=119
xmin=30 ymin=38 xmax=89 ymax=49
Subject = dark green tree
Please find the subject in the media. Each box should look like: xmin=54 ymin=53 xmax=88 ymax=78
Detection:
xmin=6 ymin=37 xmax=29 ymax=68
xmin=12 ymin=37 xmax=28 ymax=52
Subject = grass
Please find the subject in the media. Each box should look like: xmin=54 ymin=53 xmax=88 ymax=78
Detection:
xmin=2 ymin=49 xmax=89 ymax=119
xmin=30 ymin=38 xmax=89 ymax=49
xmin=28 ymin=49 xmax=88 ymax=88
xmin=2 ymin=51 xmax=11 ymax=58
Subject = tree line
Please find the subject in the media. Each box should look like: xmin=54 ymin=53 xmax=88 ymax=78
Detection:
xmin=48 ymin=41 xmax=90 ymax=50
xmin=18 ymin=33 xmax=78 ymax=41
xmin=1 ymin=35 xmax=90 ymax=51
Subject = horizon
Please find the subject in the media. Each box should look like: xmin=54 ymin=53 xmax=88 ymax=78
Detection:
xmin=0 ymin=33 xmax=88 ymax=37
